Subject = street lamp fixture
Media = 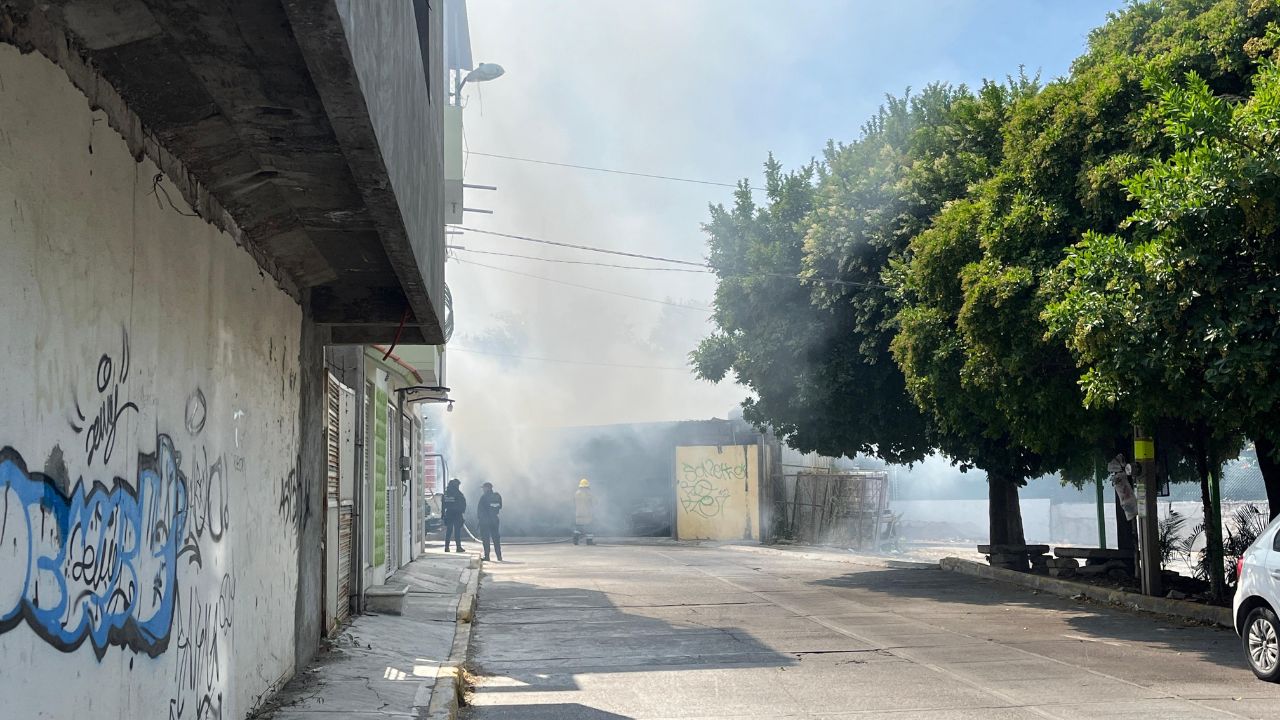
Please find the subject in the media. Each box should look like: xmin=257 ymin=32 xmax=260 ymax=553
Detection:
xmin=456 ymin=62 xmax=505 ymax=98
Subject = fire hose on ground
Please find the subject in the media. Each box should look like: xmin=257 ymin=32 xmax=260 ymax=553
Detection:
xmin=452 ymin=522 xmax=574 ymax=546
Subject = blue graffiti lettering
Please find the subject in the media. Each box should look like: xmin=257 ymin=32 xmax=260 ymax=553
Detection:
xmin=0 ymin=436 xmax=187 ymax=658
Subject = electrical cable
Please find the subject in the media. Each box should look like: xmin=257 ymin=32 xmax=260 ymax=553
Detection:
xmin=449 ymin=226 xmax=890 ymax=290
xmin=451 ymin=227 xmax=707 ymax=267
xmin=450 ymin=257 xmax=714 ymax=312
xmin=381 ymin=308 xmax=410 ymax=361
xmin=447 ymin=345 xmax=691 ymax=371
xmin=466 ymin=150 xmax=764 ymax=191
xmin=447 ymin=246 xmax=712 ymax=273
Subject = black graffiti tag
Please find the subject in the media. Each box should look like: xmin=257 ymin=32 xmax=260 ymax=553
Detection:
xmin=169 ymin=574 xmax=234 ymax=720
xmin=277 ymin=468 xmax=309 ymax=539
xmin=71 ymin=328 xmax=139 ymax=466
xmin=190 ymin=448 xmax=228 ymax=544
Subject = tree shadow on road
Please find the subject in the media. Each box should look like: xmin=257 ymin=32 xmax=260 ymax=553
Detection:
xmin=464 ymin=573 xmax=796 ymax=715
xmin=809 ymin=566 xmax=1249 ymax=674
xmin=470 ymin=576 xmax=796 ymax=676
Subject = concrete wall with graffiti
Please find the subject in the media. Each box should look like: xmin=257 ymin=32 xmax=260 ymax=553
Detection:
xmin=0 ymin=45 xmax=307 ymax=718
xmin=674 ymin=445 xmax=761 ymax=541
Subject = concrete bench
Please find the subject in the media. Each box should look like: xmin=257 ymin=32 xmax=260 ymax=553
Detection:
xmin=1053 ymin=547 xmax=1133 ymax=562
xmin=977 ymin=544 xmax=1050 ymax=555
xmin=978 ymin=544 xmax=1051 ymax=572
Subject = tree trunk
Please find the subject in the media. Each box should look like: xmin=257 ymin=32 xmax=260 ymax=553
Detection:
xmin=1003 ymin=478 xmax=1026 ymax=547
xmin=1253 ymin=434 xmax=1280 ymax=520
xmin=988 ymin=472 xmax=1010 ymax=546
xmin=987 ymin=471 xmax=1028 ymax=570
xmin=1115 ymin=490 xmax=1136 ymax=551
xmin=1194 ymin=434 xmax=1226 ymax=601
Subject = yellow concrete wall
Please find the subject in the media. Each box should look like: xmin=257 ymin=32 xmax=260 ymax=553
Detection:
xmin=675 ymin=445 xmax=760 ymax=541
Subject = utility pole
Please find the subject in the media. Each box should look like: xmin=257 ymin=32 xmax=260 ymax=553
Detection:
xmin=1133 ymin=427 xmax=1162 ymax=596
xmin=1094 ymin=458 xmax=1107 ymax=549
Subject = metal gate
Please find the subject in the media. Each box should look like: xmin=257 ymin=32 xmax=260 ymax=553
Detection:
xmin=325 ymin=374 xmax=356 ymax=631
xmin=324 ymin=374 xmax=341 ymax=632
xmin=336 ymin=380 xmax=356 ymax=625
xmin=783 ymin=471 xmax=891 ymax=549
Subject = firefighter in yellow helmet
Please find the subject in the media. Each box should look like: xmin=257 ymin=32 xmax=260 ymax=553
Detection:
xmin=573 ymin=478 xmax=594 ymax=545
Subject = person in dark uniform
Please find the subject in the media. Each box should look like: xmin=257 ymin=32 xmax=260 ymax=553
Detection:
xmin=478 ymin=481 xmax=503 ymax=561
xmin=442 ymin=478 xmax=466 ymax=552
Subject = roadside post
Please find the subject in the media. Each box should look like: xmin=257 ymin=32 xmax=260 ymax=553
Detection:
xmin=1133 ymin=428 xmax=1162 ymax=597
xmin=1094 ymin=459 xmax=1107 ymax=549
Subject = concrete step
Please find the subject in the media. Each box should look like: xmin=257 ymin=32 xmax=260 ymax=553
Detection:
xmin=365 ymin=583 xmax=409 ymax=615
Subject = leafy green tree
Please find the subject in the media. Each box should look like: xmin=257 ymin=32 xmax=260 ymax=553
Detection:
xmin=892 ymin=200 xmax=1048 ymax=547
xmin=697 ymin=84 xmax=1024 ymax=541
xmin=897 ymin=0 xmax=1278 ymax=559
xmin=699 ymin=0 xmax=1280 ymax=563
xmin=1130 ymin=55 xmax=1280 ymax=519
xmin=1045 ymin=55 xmax=1280 ymax=594
xmin=888 ymin=59 xmax=1144 ymax=546
xmin=693 ymin=153 xmax=929 ymax=464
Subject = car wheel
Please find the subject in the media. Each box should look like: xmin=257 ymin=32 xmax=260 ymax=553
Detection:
xmin=1244 ymin=606 xmax=1280 ymax=682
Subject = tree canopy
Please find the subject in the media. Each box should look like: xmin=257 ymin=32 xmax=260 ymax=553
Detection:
xmin=692 ymin=156 xmax=930 ymax=464
xmin=696 ymin=0 xmax=1280 ymax=555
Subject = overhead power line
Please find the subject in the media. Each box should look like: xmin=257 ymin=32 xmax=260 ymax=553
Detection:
xmin=450 ymin=257 xmax=714 ymax=312
xmin=451 ymin=226 xmax=891 ymax=290
xmin=466 ymin=150 xmax=764 ymax=191
xmin=452 ymin=226 xmax=708 ymax=268
xmin=447 ymin=245 xmax=711 ymax=273
xmin=448 ymin=345 xmax=692 ymax=371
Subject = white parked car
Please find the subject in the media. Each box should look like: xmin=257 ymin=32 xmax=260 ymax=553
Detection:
xmin=1234 ymin=514 xmax=1280 ymax=682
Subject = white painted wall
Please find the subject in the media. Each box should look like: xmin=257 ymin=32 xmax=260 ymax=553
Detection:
xmin=892 ymin=499 xmax=1054 ymax=544
xmin=0 ymin=45 xmax=305 ymax=719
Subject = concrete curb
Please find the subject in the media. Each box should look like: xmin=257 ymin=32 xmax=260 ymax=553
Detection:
xmin=424 ymin=556 xmax=483 ymax=720
xmin=939 ymin=556 xmax=1234 ymax=629
xmin=720 ymin=542 xmax=936 ymax=570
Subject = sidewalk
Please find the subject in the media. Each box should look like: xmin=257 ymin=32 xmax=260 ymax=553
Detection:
xmin=253 ymin=548 xmax=481 ymax=720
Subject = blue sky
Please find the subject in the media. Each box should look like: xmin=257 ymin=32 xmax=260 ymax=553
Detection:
xmin=444 ymin=0 xmax=1129 ymax=443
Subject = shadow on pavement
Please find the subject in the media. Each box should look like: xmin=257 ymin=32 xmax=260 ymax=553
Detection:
xmin=811 ymin=566 xmax=1246 ymax=672
xmin=467 ymin=574 xmax=795 ymax=698
xmin=463 ymin=567 xmax=796 ymax=717
xmin=463 ymin=703 xmax=633 ymax=719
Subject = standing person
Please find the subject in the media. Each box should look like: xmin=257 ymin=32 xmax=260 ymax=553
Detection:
xmin=574 ymin=478 xmax=594 ymax=546
xmin=478 ymin=481 xmax=503 ymax=562
xmin=442 ymin=478 xmax=466 ymax=552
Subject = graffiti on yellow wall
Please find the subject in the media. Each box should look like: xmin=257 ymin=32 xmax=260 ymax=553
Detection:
xmin=674 ymin=445 xmax=759 ymax=541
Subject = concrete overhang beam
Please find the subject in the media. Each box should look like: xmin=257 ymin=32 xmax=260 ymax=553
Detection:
xmin=0 ymin=0 xmax=445 ymax=344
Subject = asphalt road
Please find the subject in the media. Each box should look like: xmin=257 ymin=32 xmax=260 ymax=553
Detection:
xmin=461 ymin=543 xmax=1280 ymax=720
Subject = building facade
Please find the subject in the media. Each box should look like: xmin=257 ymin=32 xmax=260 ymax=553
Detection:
xmin=327 ymin=344 xmax=444 ymax=610
xmin=0 ymin=1 xmax=445 ymax=717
